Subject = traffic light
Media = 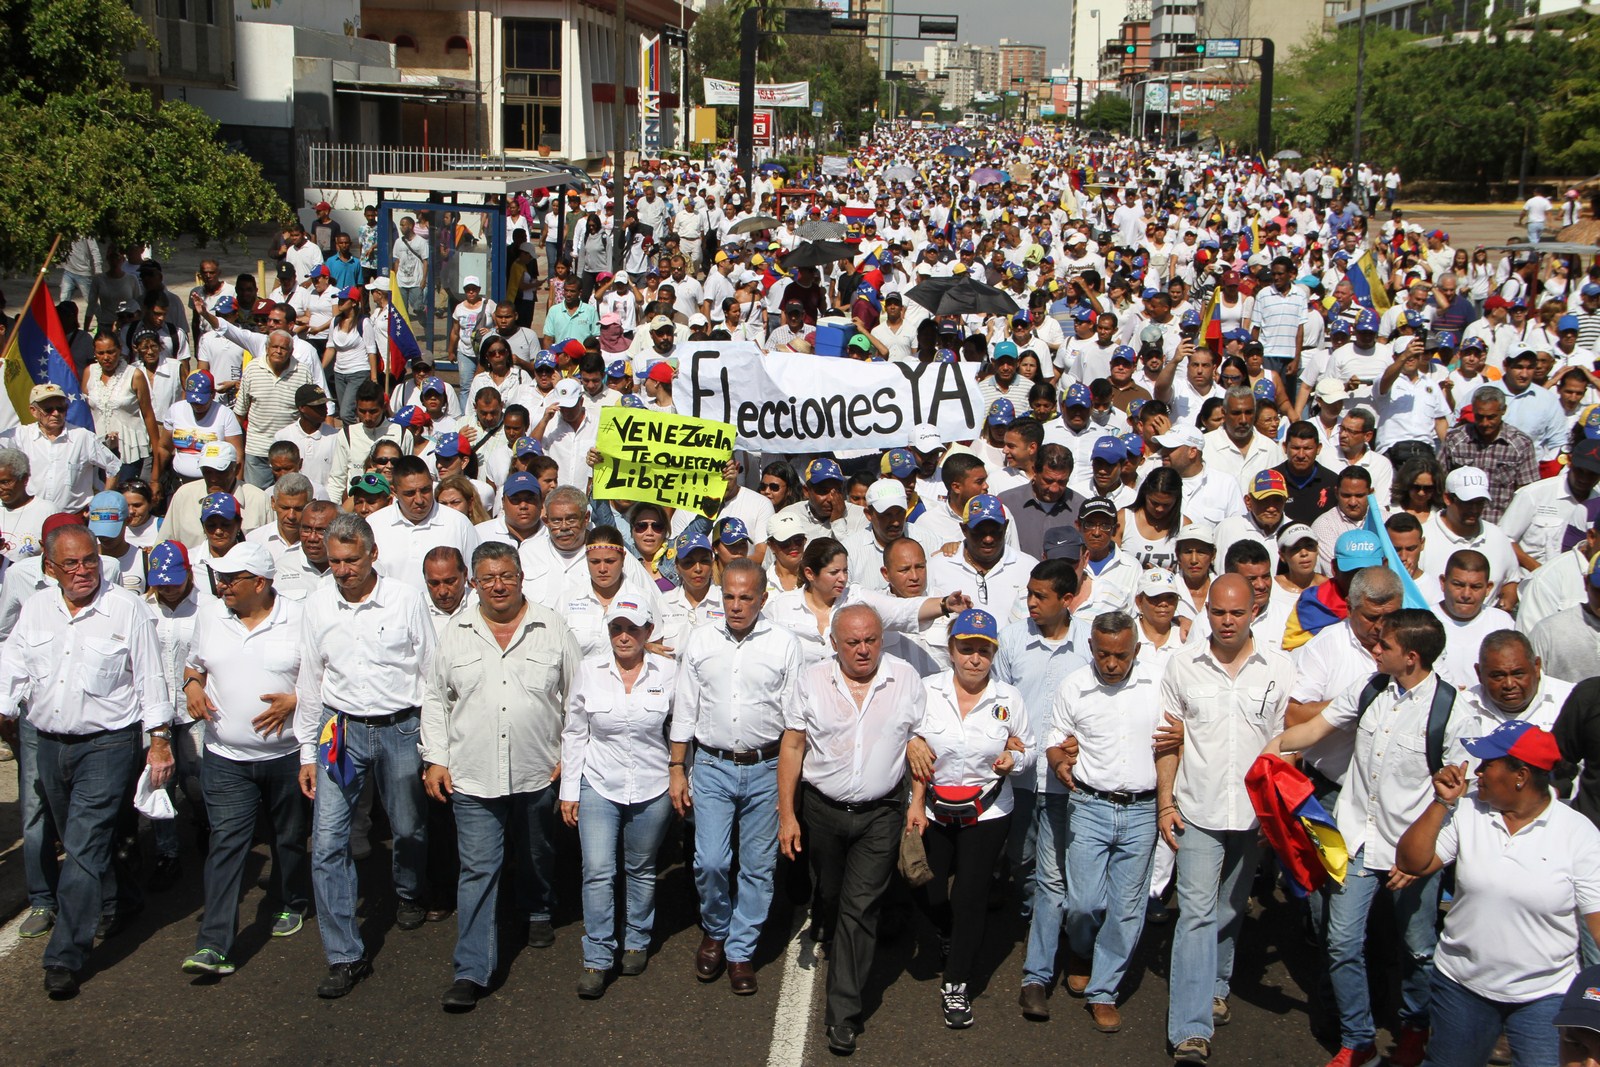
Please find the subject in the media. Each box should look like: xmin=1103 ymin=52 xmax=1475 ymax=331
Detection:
xmin=1174 ymin=41 xmax=1206 ymax=54
xmin=1123 ymin=43 xmax=1136 ymax=54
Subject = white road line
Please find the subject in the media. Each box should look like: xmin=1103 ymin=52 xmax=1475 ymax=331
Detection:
xmin=766 ymin=921 xmax=822 ymax=1067
xmin=0 ymin=907 xmax=29 ymax=963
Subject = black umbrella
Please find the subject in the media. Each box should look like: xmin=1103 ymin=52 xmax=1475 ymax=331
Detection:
xmin=939 ymin=145 xmax=973 ymax=159
xmin=779 ymin=240 xmax=856 ymax=270
xmin=904 ymin=276 xmax=1019 ymax=317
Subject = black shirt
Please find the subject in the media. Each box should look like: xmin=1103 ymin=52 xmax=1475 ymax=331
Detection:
xmin=1275 ymin=461 xmax=1341 ymax=528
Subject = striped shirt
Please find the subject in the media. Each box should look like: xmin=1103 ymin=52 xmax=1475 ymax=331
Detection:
xmin=235 ymin=358 xmax=313 ymax=457
xmin=1253 ymin=285 xmax=1307 ymax=361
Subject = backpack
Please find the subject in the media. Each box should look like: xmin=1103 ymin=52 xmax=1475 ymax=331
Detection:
xmin=1354 ymin=673 xmax=1456 ymax=775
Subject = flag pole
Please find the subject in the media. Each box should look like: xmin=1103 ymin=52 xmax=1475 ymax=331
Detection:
xmin=3 ymin=235 xmax=64 ymax=357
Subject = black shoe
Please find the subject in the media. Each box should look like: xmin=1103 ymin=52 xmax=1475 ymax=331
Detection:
xmin=148 ymin=855 xmax=182 ymax=893
xmin=43 ymin=966 xmax=78 ymax=1000
xmin=528 ymin=919 xmax=555 ymax=948
xmin=396 ymin=900 xmax=427 ymax=931
xmin=96 ymin=902 xmax=144 ymax=940
xmin=440 ymin=979 xmax=484 ymax=1012
xmin=826 ymin=1024 xmax=857 ymax=1055
xmin=317 ymin=959 xmax=373 ymax=999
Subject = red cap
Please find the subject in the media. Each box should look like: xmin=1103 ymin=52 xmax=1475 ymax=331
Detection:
xmin=41 ymin=512 xmax=85 ymax=541
xmin=646 ymin=361 xmax=674 ymax=384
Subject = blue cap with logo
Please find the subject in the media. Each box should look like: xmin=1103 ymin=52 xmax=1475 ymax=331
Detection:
xmin=184 ymin=371 xmax=215 ymax=404
xmin=200 ymin=492 xmax=240 ymax=523
xmin=961 ymin=493 xmax=1007 ymax=528
xmin=673 ymin=531 xmax=713 ymax=559
xmin=949 ymin=608 xmax=999 ymax=644
xmin=804 ymin=457 xmax=844 ymax=486
xmin=1120 ymin=431 xmax=1145 ymax=457
xmin=1433 ymin=330 xmax=1459 ymax=350
xmin=1091 ymin=436 xmax=1127 ymax=464
xmin=435 ymin=432 xmax=465 ymax=460
xmin=1253 ymin=378 xmax=1278 ymax=403
xmin=986 ymin=399 xmax=1016 ymax=427
xmin=145 ymin=541 xmax=191 ymax=587
xmin=503 ymin=472 xmax=542 ymax=499
xmin=1354 ymin=309 xmax=1381 ymax=333
xmin=883 ymin=448 xmax=917 ymax=478
xmin=1070 ymin=305 xmax=1096 ymax=323
xmin=715 ymin=517 xmax=751 ymax=545
xmin=533 ymin=350 xmax=559 ymax=370
xmin=1063 ymin=383 xmax=1092 ymax=408
xmin=991 ymin=340 xmax=1020 ymax=362
xmin=212 ymin=296 xmax=236 ymax=316
xmin=1180 ymin=309 xmax=1202 ymax=329
xmin=513 ymin=435 xmax=543 ymax=457
xmin=86 ymin=491 xmax=128 ymax=537
xmin=1223 ymin=327 xmax=1251 ymax=344
xmin=421 ymin=375 xmax=448 ymax=397
xmin=619 ymin=393 xmax=647 ymax=409
xmin=1334 ymin=529 xmax=1385 ymax=570
xmin=607 ymin=359 xmax=631 ymax=379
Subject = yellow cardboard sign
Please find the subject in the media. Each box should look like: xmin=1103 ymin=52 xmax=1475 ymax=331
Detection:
xmin=593 ymin=406 xmax=734 ymax=517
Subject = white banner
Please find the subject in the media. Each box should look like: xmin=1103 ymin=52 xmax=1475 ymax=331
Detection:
xmin=702 ymin=78 xmax=811 ymax=108
xmin=820 ymin=154 xmax=850 ymax=176
xmin=672 ymin=343 xmax=984 ymax=453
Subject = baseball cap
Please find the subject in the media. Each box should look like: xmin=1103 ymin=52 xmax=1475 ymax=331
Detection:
xmin=1505 ymin=348 xmax=1539 ymax=366
xmin=1063 ymin=383 xmax=1092 ymax=409
xmin=1155 ymin=424 xmax=1205 ymax=451
xmin=688 ymin=313 xmax=710 ymax=328
xmin=647 ymin=315 xmax=675 ymax=332
xmin=308 ymin=265 xmax=331 ymax=280
xmin=647 ymin=362 xmax=674 ymax=384
xmin=1276 ymin=522 xmax=1317 ymax=549
xmin=1222 ymin=327 xmax=1251 ymax=344
xmin=1551 ymin=964 xmax=1600 ymax=1033
xmin=420 ymin=375 xmax=448 ymax=397
xmin=1090 ymin=437 xmax=1127 ymax=465
xmin=348 ymin=472 xmax=391 ymax=496
xmin=1078 ymin=496 xmax=1118 ymax=523
xmin=715 ymin=517 xmax=751 ymax=545
xmin=603 ymin=597 xmax=653 ymax=628
xmin=949 ymin=608 xmax=999 ymax=644
xmin=847 ymin=333 xmax=873 ymax=355
xmin=864 ymin=479 xmax=908 ymax=513
xmin=1484 ymin=294 xmax=1512 ymax=310
xmin=1139 ymin=324 xmax=1166 ymax=347
xmin=674 ymin=531 xmax=713 ymax=559
xmin=804 ymin=457 xmax=844 ymax=486
xmin=276 ymin=263 xmax=296 ymax=279
xmin=295 ymin=383 xmax=329 ymax=408
xmin=462 ymin=275 xmax=482 ymax=290
xmin=533 ymin=350 xmax=559 ymax=371
xmin=184 ymin=371 xmax=215 ymax=404
xmin=606 ymin=358 xmax=631 ymax=379
xmin=197 ymin=442 xmax=238 ymax=470
xmin=1444 ymin=466 xmax=1491 ymax=502
xmin=1043 ymin=526 xmax=1085 ymax=562
xmin=1559 ymin=315 xmax=1582 ymax=334
xmin=1572 ymin=438 xmax=1600 ymax=474
xmin=392 ymin=405 xmax=431 ymax=429
xmin=599 ymin=313 xmax=623 ymax=328
xmin=992 ymin=341 xmax=1020 ymax=362
xmin=366 ymin=275 xmax=392 ymax=292
xmin=1334 ymin=529 xmax=1385 ymax=570
xmin=1314 ymin=378 xmax=1349 ymax=404
xmin=86 ymin=491 xmax=128 ymax=537
xmin=553 ymin=378 xmax=585 ymax=408
xmin=1249 ymin=469 xmax=1289 ymax=500
xmin=409 ymin=355 xmax=434 ymax=370
xmin=1180 ymin=309 xmax=1202 ymax=329
xmin=200 ymin=492 xmax=241 ymax=523
xmin=145 ymin=541 xmax=191 ymax=587
xmin=1070 ymin=305 xmax=1096 ymax=323
xmin=1584 ymin=283 xmax=1600 ymax=298
xmin=1120 ymin=432 xmax=1145 ymax=457
xmin=909 ymin=424 xmax=944 ymax=453
xmin=213 ymin=296 xmax=237 ymax=316
xmin=1138 ymin=568 xmax=1180 ymax=599
xmin=513 ymin=436 xmax=543 ymax=457
xmin=503 ymin=472 xmax=541 ymax=498
xmin=1354 ymin=309 xmax=1380 ymax=333
xmin=29 ymin=383 xmax=65 ymax=406
xmin=1175 ymin=522 xmax=1217 ymax=547
xmin=214 ymin=542 xmax=276 ymax=581
xmin=986 ymin=399 xmax=1016 ymax=427
xmin=961 ymin=494 xmax=1007 ymax=528
xmin=618 ymin=394 xmax=645 ymax=410
xmin=435 ymin=432 xmax=466 ymax=460
xmin=1461 ymin=719 xmax=1562 ymax=770
xmin=1253 ymin=378 xmax=1278 ymax=404
xmin=882 ymin=448 xmax=918 ymax=478
xmin=767 ymin=512 xmax=806 ymax=543
xmin=1111 ymin=345 xmax=1137 ymax=365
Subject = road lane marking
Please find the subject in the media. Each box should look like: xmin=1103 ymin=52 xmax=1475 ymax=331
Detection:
xmin=766 ymin=920 xmax=822 ymax=1067
xmin=0 ymin=907 xmax=26 ymax=963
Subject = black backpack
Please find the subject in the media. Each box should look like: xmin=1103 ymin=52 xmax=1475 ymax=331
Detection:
xmin=1354 ymin=672 xmax=1457 ymax=775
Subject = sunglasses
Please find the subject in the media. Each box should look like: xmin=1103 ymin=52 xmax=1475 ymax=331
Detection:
xmin=349 ymin=474 xmax=389 ymax=492
xmin=632 ymin=520 xmax=665 ymax=533
xmin=761 ymin=481 xmax=786 ymax=492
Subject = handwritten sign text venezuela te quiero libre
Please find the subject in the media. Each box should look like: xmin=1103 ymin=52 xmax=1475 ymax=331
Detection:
xmin=593 ymin=407 xmax=735 ymax=517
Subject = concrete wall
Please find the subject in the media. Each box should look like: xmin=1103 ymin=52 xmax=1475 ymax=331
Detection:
xmin=236 ymin=0 xmax=362 ymax=36
xmin=1202 ymin=0 xmax=1328 ymax=57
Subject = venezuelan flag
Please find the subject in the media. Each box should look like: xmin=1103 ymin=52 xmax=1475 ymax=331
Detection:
xmin=1346 ymin=251 xmax=1392 ymax=312
xmin=1282 ymin=579 xmax=1350 ymax=651
xmin=1295 ymin=792 xmax=1348 ymax=886
xmin=386 ymin=285 xmax=422 ymax=380
xmin=317 ymin=715 xmax=359 ymax=788
xmin=0 ymin=283 xmax=93 ymax=430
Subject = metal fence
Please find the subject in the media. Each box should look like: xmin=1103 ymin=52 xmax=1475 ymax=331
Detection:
xmin=306 ymin=143 xmax=487 ymax=189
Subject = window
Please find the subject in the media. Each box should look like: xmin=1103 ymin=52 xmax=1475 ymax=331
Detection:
xmin=505 ymin=19 xmax=561 ymax=72
xmin=446 ymin=35 xmax=471 ymax=54
xmin=394 ymin=34 xmax=419 ymax=50
xmin=503 ymin=18 xmax=562 ymax=153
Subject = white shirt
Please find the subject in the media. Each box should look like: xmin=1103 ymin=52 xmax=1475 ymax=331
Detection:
xmin=1049 ymin=658 xmax=1162 ymax=794
xmin=1517 ymin=542 xmax=1588 ymax=633
xmin=540 ymin=411 xmax=600 ymax=485
xmin=186 ymin=594 xmax=303 ymax=761
xmin=654 ymin=584 xmax=725 ymax=656
xmin=272 ymin=421 xmax=340 ymax=493
xmin=670 ymin=618 xmax=802 ymax=751
xmin=561 ymin=652 xmax=676 ymax=805
xmin=294 ymin=575 xmax=437 ymax=762
xmin=1163 ymin=638 xmax=1293 ymax=831
xmin=916 ymin=673 xmax=1030 ymax=822
xmin=1181 ymin=465 xmax=1248 ymax=527
xmin=419 ymin=600 xmax=581 ymax=797
xmin=0 ymin=579 xmax=173 ymax=732
xmin=1499 ymin=474 xmax=1597 ymax=566
xmin=1288 ymin=620 xmax=1376 ymax=784
xmin=556 ymin=574 xmax=665 ymax=661
xmin=786 ymin=654 xmax=926 ymax=803
xmin=163 ymin=400 xmax=243 ymax=481
xmin=0 ymin=424 xmax=119 ymax=512
xmin=1420 ymin=512 xmax=1520 ymax=600
xmin=1321 ymin=672 xmax=1472 ymax=870
xmin=0 ymin=495 xmax=59 ymax=563
xmin=1431 ymin=602 xmax=1516 ymax=693
xmin=147 ymin=586 xmax=198 ymax=694
xmin=1433 ymin=794 xmax=1600 ymax=1002
xmin=1202 ymin=428 xmax=1284 ymax=492
xmin=764 ymin=583 xmax=925 ymax=665
xmin=368 ymin=501 xmax=482 ymax=592
xmin=927 ymin=546 xmax=1038 ymax=622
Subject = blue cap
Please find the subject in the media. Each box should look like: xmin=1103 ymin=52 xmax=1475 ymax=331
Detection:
xmin=1011 ymin=311 xmax=1031 ymax=325
xmin=1222 ymin=327 xmax=1251 ymax=344
xmin=200 ymin=492 xmax=240 ymax=523
xmin=674 ymin=531 xmax=713 ymax=558
xmin=1402 ymin=309 xmax=1426 ymax=329
xmin=1354 ymin=309 xmax=1380 ymax=333
xmin=1461 ymin=718 xmax=1563 ymax=769
xmin=1128 ymin=398 xmax=1148 ymax=420
xmin=1560 ymin=314 xmax=1582 ymax=333
xmin=1332 ymin=250 xmax=1351 ymax=263
xmin=145 ymin=541 xmax=191 ymax=587
xmin=1253 ymin=378 xmax=1277 ymax=403
xmin=1091 ymin=436 xmax=1127 ymax=464
xmin=992 ymin=341 xmax=1019 ymax=362
xmin=184 ymin=371 xmax=215 ymax=404
xmin=1584 ymin=283 xmax=1600 ymax=298
xmin=1063 ymin=383 xmax=1092 ymax=408
xmin=804 ymin=457 xmax=844 ymax=486
xmin=619 ymin=393 xmax=647 ymax=408
xmin=513 ymin=435 xmax=543 ymax=457
xmin=1433 ymin=330 xmax=1459 ymax=350
xmin=435 ymin=432 xmax=465 ymax=459
xmin=884 ymin=448 xmax=917 ymax=478
xmin=1120 ymin=431 xmax=1145 ymax=457
xmin=716 ymin=517 xmax=751 ymax=544
xmin=961 ymin=493 xmax=1007 ymax=528
xmin=1180 ymin=309 xmax=1202 ymax=328
xmin=1140 ymin=287 xmax=1159 ymax=300
xmin=533 ymin=351 xmax=558 ymax=370
xmin=607 ymin=359 xmax=630 ymax=378
xmin=212 ymin=296 xmax=236 ymax=315
xmin=949 ymin=608 xmax=999 ymax=644
xmin=1110 ymin=344 xmax=1137 ymax=364
xmin=1070 ymin=305 xmax=1096 ymax=323
xmin=86 ymin=491 xmax=128 ymax=537
xmin=503 ymin=472 xmax=541 ymax=498
xmin=1583 ymin=407 xmax=1600 ymax=440
xmin=421 ymin=375 xmax=448 ymax=396
xmin=986 ymin=399 xmax=1016 ymax=427
xmin=1460 ymin=335 xmax=1487 ymax=351
xmin=1334 ymin=529 xmax=1384 ymax=570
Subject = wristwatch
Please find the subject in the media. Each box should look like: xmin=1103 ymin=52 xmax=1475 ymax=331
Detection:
xmin=149 ymin=727 xmax=172 ymax=740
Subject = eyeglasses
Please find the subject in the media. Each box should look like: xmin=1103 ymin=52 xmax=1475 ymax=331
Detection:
xmin=1410 ymin=481 xmax=1435 ymax=491
xmin=52 ymin=557 xmax=99 ymax=574
xmin=372 ymin=456 xmax=397 ymax=466
xmin=211 ymin=572 xmax=257 ymax=588
xmin=632 ymin=520 xmax=665 ymax=533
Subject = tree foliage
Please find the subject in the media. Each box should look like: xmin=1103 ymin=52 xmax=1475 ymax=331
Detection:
xmin=1080 ymin=94 xmax=1132 ymax=132
xmin=0 ymin=0 xmax=289 ymax=272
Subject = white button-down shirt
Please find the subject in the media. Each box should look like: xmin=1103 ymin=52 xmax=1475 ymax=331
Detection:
xmin=555 ymin=574 xmax=666 ymax=660
xmin=369 ymin=501 xmax=481 ymax=592
xmin=186 ymin=594 xmax=302 ymax=761
xmin=1050 ymin=658 xmax=1163 ymax=794
xmin=786 ymin=653 xmax=926 ymax=804
xmin=294 ymin=575 xmax=436 ymax=762
xmin=1498 ymin=473 xmax=1596 ymax=566
xmin=1445 ymin=675 xmax=1575 ymax=768
xmin=420 ymin=600 xmax=581 ymax=798
xmin=671 ymin=618 xmax=802 ymax=751
xmin=0 ymin=424 xmax=119 ymax=512
xmin=1420 ymin=512 xmax=1519 ymax=599
xmin=1322 ymin=671 xmax=1473 ymax=870
xmin=1289 ymin=620 xmax=1375 ymax=783
xmin=1163 ymin=637 xmax=1293 ymax=831
xmin=1181 ymin=465 xmax=1248 ymax=527
xmin=927 ymin=546 xmax=1038 ymax=622
xmin=655 ymin=584 xmax=725 ymax=657
xmin=561 ymin=652 xmax=675 ymax=805
xmin=764 ymin=583 xmax=927 ymax=665
xmin=916 ymin=672 xmax=1029 ymax=822
xmin=1202 ymin=428 xmax=1284 ymax=492
xmin=147 ymin=587 xmax=200 ymax=696
xmin=0 ymin=579 xmax=172 ymax=732
xmin=1432 ymin=602 xmax=1515 ymax=693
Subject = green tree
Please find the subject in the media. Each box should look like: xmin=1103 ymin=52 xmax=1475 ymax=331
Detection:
xmin=0 ymin=0 xmax=287 ymax=272
xmin=1537 ymin=26 xmax=1600 ymax=173
xmin=1080 ymin=94 xmax=1132 ymax=131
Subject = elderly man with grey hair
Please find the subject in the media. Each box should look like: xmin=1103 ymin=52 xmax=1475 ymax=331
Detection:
xmin=246 ymin=472 xmax=314 ymax=563
xmin=1201 ymin=384 xmax=1284 ymax=491
xmin=519 ymin=485 xmax=651 ymax=608
xmin=0 ymin=447 xmax=58 ymax=563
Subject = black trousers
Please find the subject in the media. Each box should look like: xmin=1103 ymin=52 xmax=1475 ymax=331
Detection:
xmin=917 ymin=813 xmax=1010 ymax=986
xmin=804 ymin=786 xmax=900 ymax=1032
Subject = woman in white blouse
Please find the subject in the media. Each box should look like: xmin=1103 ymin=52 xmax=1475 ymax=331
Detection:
xmin=561 ymin=526 xmax=663 ymax=659
xmin=1397 ymin=721 xmax=1600 ymax=1067
xmin=905 ymin=608 xmax=1030 ymax=1030
xmin=559 ymin=598 xmax=677 ymax=1000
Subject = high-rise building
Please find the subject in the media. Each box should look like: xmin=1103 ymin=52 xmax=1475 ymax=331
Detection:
xmin=1070 ymin=0 xmax=1136 ymax=85
xmin=997 ymin=38 xmax=1047 ymax=87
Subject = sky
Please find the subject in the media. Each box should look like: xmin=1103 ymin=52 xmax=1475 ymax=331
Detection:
xmin=871 ymin=0 xmax=1072 ymax=70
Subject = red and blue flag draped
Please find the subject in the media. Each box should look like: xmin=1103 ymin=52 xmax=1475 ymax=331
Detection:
xmin=1 ymin=285 xmax=92 ymax=428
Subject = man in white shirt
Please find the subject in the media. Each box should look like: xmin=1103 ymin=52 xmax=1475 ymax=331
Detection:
xmin=1500 ymin=440 xmax=1600 ymax=569
xmin=421 ymin=540 xmax=581 ymax=1011
xmin=1202 ymin=386 xmax=1285 ymax=491
xmin=1157 ymin=423 xmax=1247 ymax=528
xmin=1431 ymin=550 xmax=1516 ymax=692
xmin=1420 ymin=467 xmax=1520 ymax=611
xmin=670 ymin=559 xmax=804 ymax=995
xmin=1447 ymin=629 xmax=1574 ymax=767
xmin=535 ymin=379 xmax=599 ymax=485
xmin=0 ymin=384 xmax=120 ymax=512
xmin=272 ymin=384 xmax=340 ymax=495
xmin=1520 ymin=188 xmax=1554 ymax=244
xmin=0 ymin=448 xmax=59 ymax=563
xmin=927 ymin=494 xmax=1038 ymax=620
xmin=368 ymin=456 xmax=480 ymax=590
xmin=245 ymin=473 xmax=312 ymax=563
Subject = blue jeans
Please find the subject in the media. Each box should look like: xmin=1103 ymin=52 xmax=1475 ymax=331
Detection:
xmin=400 ymin=286 xmax=425 ymax=322
xmin=241 ymin=453 xmax=275 ymax=490
xmin=152 ymin=720 xmax=204 ymax=858
xmin=332 ymin=370 xmax=368 ymax=425
xmin=310 ymin=709 xmax=427 ymax=965
xmin=1021 ymin=791 xmax=1070 ymax=988
xmin=198 ymin=751 xmax=310 ymax=958
xmin=451 ymin=785 xmax=558 ymax=986
xmin=1528 ymin=222 xmax=1546 ymax=245
xmin=59 ymin=271 xmax=94 ymax=304
xmin=1423 ymin=971 xmax=1561 ymax=1067
xmin=1326 ymin=847 xmax=1438 ymax=1049
xmin=34 ymin=724 xmax=141 ymax=972
xmin=1007 ymin=785 xmax=1040 ymax=915
xmin=1167 ymin=825 xmax=1260 ymax=1047
xmin=690 ymin=750 xmax=780 ymax=963
xmin=577 ymin=781 xmax=674 ymax=970
xmin=1066 ymin=793 xmax=1158 ymax=1005
xmin=17 ymin=717 xmax=60 ymax=911
xmin=455 ymin=352 xmax=477 ymax=410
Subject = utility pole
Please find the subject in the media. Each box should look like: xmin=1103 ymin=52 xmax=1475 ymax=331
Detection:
xmin=1352 ymin=0 xmax=1367 ymax=166
xmin=737 ymin=6 xmax=759 ymax=201
xmin=612 ymin=0 xmax=628 ymax=270
xmin=1255 ymin=37 xmax=1274 ymax=158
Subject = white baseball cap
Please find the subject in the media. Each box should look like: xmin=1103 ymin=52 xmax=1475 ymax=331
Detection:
xmin=603 ymin=597 xmax=653 ymax=628
xmin=213 ymin=542 xmax=276 ymax=580
xmin=197 ymin=442 xmax=238 ymax=470
xmin=461 ymin=275 xmax=482 ymax=290
xmin=908 ymin=424 xmax=944 ymax=453
xmin=767 ymin=512 xmax=807 ymax=543
xmin=1445 ymin=466 xmax=1490 ymax=502
xmin=553 ymin=378 xmax=584 ymax=408
xmin=864 ymin=479 xmax=908 ymax=513
xmin=1137 ymin=568 xmax=1180 ymax=599
xmin=1154 ymin=424 xmax=1205 ymax=451
xmin=1175 ymin=522 xmax=1216 ymax=547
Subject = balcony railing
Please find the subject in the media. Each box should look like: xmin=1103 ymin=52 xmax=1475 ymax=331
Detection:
xmin=306 ymin=143 xmax=490 ymax=189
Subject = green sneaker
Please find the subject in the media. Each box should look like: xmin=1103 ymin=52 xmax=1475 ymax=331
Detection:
xmin=271 ymin=911 xmax=304 ymax=938
xmin=19 ymin=908 xmax=55 ymax=939
xmin=182 ymin=949 xmax=235 ymax=976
